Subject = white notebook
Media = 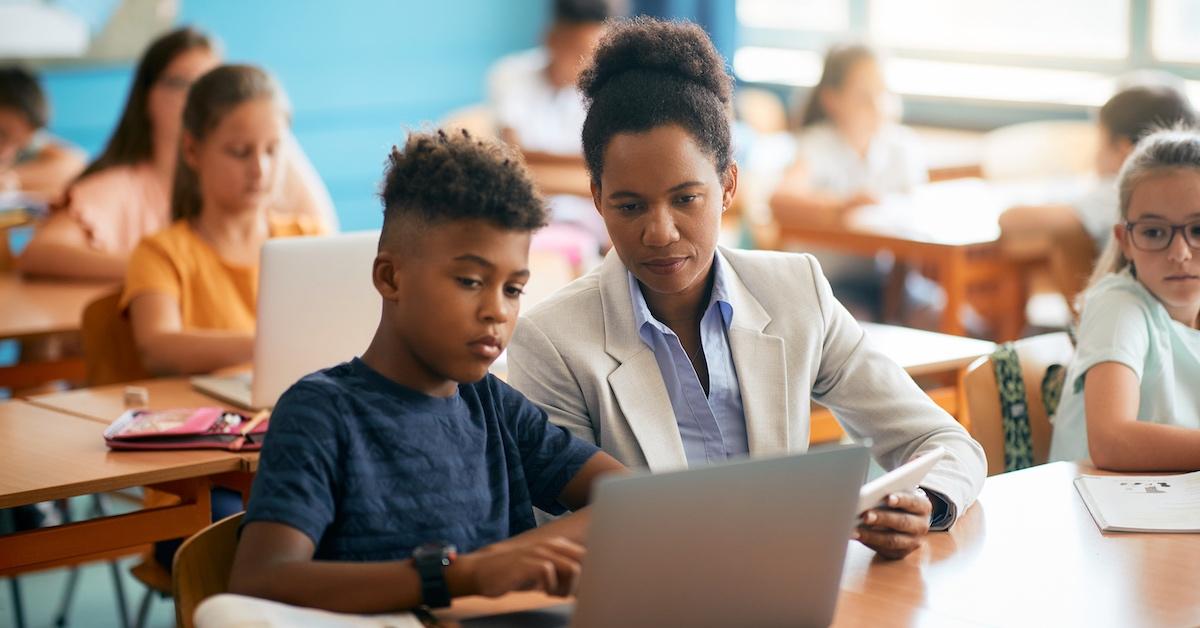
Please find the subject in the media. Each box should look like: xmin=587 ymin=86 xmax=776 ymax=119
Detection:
xmin=1074 ymin=471 xmax=1200 ymax=533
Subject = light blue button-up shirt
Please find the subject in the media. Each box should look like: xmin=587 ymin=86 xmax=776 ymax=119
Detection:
xmin=628 ymin=254 xmax=748 ymax=465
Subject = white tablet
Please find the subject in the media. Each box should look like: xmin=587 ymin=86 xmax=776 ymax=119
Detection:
xmin=857 ymin=446 xmax=946 ymax=515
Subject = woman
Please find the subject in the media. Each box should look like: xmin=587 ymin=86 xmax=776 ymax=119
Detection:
xmin=507 ymin=17 xmax=986 ymax=560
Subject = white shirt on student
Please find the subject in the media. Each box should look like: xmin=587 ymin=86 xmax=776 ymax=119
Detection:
xmin=794 ymin=122 xmax=927 ymax=198
xmin=487 ymin=47 xmax=587 ymax=156
xmin=1049 ymin=268 xmax=1200 ymax=462
xmin=1073 ymin=176 xmax=1119 ymax=249
xmin=790 ymin=122 xmax=928 ymax=283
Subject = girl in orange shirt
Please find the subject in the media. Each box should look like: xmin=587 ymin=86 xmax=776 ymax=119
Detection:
xmin=122 ymin=64 xmax=321 ymax=376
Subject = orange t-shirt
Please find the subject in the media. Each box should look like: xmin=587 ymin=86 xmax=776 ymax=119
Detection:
xmin=119 ymin=216 xmax=323 ymax=332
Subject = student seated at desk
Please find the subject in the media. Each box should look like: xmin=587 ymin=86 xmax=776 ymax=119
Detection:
xmin=1000 ymin=85 xmax=1196 ymax=305
xmin=228 ymin=130 xmax=624 ymax=613
xmin=1049 ymin=129 xmax=1200 ymax=471
xmin=769 ymin=44 xmax=926 ymax=318
xmin=508 ymin=18 xmax=985 ymax=560
xmin=0 ymin=66 xmax=85 ymax=201
xmin=121 ymin=65 xmax=323 ymax=376
xmin=17 ymin=27 xmax=335 ymax=281
xmin=488 ymin=0 xmax=613 ymax=253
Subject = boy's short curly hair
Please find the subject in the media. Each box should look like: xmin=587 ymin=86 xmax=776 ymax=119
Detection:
xmin=578 ymin=16 xmax=733 ymax=184
xmin=379 ymin=129 xmax=547 ymax=247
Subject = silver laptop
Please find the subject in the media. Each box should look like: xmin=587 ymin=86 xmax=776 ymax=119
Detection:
xmin=192 ymin=230 xmax=381 ymax=409
xmin=465 ymin=445 xmax=870 ymax=628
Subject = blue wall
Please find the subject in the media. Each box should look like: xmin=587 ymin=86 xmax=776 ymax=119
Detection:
xmin=39 ymin=1 xmax=549 ymax=231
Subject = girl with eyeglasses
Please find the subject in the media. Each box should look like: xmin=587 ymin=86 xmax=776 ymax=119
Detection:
xmin=1049 ymin=128 xmax=1200 ymax=470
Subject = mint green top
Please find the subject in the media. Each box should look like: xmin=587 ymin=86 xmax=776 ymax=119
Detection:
xmin=1049 ymin=269 xmax=1200 ymax=462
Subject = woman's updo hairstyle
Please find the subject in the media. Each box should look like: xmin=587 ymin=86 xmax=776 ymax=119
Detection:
xmin=578 ymin=16 xmax=733 ymax=184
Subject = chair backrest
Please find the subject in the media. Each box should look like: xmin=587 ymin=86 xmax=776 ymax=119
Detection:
xmin=173 ymin=512 xmax=245 ymax=628
xmin=959 ymin=332 xmax=1074 ymax=475
xmin=80 ymin=289 xmax=149 ymax=386
xmin=980 ymin=120 xmax=1098 ymax=181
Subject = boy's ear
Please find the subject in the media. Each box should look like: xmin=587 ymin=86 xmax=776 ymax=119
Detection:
xmin=1116 ymin=136 xmax=1136 ymax=161
xmin=372 ymin=251 xmax=402 ymax=302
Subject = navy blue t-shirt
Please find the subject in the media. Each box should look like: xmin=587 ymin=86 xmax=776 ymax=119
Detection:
xmin=243 ymin=357 xmax=599 ymax=561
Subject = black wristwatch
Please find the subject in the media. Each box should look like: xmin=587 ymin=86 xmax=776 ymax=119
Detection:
xmin=412 ymin=541 xmax=457 ymax=608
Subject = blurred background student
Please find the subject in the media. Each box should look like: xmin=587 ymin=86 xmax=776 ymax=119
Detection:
xmin=0 ymin=66 xmax=85 ymax=201
xmin=769 ymin=44 xmax=926 ymax=319
xmin=17 ymin=27 xmax=334 ymax=281
xmin=1000 ymin=84 xmax=1196 ymax=309
xmin=487 ymin=0 xmax=616 ymax=268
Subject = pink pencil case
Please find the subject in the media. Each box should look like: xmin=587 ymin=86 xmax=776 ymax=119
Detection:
xmin=104 ymin=407 xmax=269 ymax=451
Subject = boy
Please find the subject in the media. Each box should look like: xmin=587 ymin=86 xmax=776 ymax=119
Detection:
xmin=999 ymin=84 xmax=1195 ymax=305
xmin=0 ymin=66 xmax=84 ymax=200
xmin=229 ymin=130 xmax=624 ymax=613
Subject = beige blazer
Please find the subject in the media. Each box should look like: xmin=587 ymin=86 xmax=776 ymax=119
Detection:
xmin=508 ymin=247 xmax=986 ymax=519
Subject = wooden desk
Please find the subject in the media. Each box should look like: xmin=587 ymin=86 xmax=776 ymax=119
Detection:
xmin=776 ymin=178 xmax=1088 ymax=340
xmin=0 ymin=400 xmax=247 ymax=576
xmin=25 ymin=377 xmax=262 ymax=488
xmin=436 ymin=462 xmax=1200 ymax=627
xmin=0 ymin=271 xmax=115 ymax=388
xmin=809 ymin=323 xmax=994 ymax=443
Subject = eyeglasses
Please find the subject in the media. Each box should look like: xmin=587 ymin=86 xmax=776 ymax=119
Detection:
xmin=1124 ymin=220 xmax=1200 ymax=252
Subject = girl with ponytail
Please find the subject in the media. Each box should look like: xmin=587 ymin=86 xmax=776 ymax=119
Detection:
xmin=121 ymin=64 xmax=321 ymax=376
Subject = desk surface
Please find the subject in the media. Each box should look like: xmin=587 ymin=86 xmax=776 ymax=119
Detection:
xmin=0 ymin=400 xmax=243 ymax=509
xmin=26 ymin=377 xmax=242 ymax=424
xmin=861 ymin=322 xmax=994 ymax=377
xmin=836 ymin=178 xmax=1089 ymax=248
xmin=0 ymin=272 xmax=114 ymax=339
xmin=439 ymin=462 xmax=1200 ymax=628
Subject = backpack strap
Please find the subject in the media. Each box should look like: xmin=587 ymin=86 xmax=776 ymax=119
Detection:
xmin=1041 ymin=363 xmax=1067 ymax=420
xmin=991 ymin=343 xmax=1034 ymax=472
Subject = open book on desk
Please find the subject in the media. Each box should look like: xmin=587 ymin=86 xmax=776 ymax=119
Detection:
xmin=1075 ymin=471 xmax=1200 ymax=533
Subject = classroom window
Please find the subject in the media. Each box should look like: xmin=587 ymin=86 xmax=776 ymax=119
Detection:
xmin=736 ymin=0 xmax=849 ymax=32
xmin=1151 ymin=0 xmax=1200 ymax=63
xmin=868 ymin=0 xmax=1129 ymax=61
xmin=731 ymin=0 xmax=1200 ymax=123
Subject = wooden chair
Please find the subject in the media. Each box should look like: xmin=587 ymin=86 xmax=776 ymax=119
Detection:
xmin=173 ymin=512 xmax=245 ymax=628
xmin=80 ymin=288 xmax=148 ymax=386
xmin=959 ymin=333 xmax=1074 ymax=475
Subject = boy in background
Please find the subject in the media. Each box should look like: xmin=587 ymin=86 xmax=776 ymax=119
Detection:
xmin=999 ymin=84 xmax=1195 ymax=306
xmin=0 ymin=67 xmax=84 ymax=200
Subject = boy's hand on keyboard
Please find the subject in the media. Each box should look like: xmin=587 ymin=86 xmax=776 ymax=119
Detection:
xmin=449 ymin=536 xmax=586 ymax=599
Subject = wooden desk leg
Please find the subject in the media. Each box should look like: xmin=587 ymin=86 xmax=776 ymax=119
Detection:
xmin=996 ymin=261 xmax=1029 ymax=341
xmin=939 ymin=249 xmax=967 ymax=336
